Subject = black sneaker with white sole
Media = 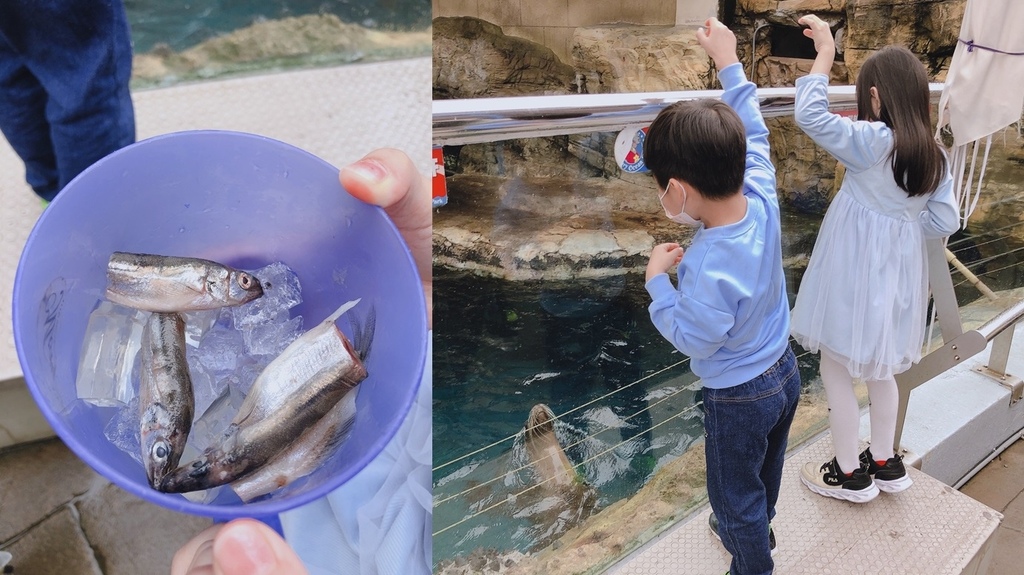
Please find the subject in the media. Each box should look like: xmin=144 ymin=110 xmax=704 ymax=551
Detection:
xmin=800 ymin=456 xmax=879 ymax=503
xmin=708 ymin=512 xmax=777 ymax=556
xmin=859 ymin=448 xmax=913 ymax=493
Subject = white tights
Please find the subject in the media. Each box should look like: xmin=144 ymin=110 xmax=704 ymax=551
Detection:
xmin=820 ymin=352 xmax=898 ymax=473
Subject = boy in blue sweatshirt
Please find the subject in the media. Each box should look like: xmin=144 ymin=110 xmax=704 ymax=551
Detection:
xmin=642 ymin=18 xmax=800 ymax=575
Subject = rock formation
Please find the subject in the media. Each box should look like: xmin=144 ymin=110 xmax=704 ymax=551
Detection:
xmin=572 ymin=26 xmax=712 ymax=94
xmin=132 ymin=14 xmax=429 ymax=86
xmin=432 ymin=17 xmax=576 ymax=99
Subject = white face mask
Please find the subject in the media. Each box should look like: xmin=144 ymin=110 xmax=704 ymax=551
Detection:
xmin=659 ymin=181 xmax=701 ymax=226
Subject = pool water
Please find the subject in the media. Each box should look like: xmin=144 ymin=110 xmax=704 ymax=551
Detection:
xmin=125 ymin=0 xmax=430 ymax=53
xmin=431 ymin=269 xmax=823 ymax=564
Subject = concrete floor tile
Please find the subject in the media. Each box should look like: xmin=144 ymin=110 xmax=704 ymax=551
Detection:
xmin=0 ymin=439 xmax=102 ymax=542
xmin=1 ymin=506 xmax=102 ymax=575
xmin=960 ymin=438 xmax=1024 ymax=513
xmin=0 ymin=379 xmax=54 ymax=449
xmin=76 ymin=482 xmax=212 ymax=575
xmin=996 ymin=491 xmax=1024 ymax=533
xmin=977 ymin=522 xmax=1024 ymax=575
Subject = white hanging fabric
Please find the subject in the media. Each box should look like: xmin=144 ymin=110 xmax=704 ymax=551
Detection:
xmin=935 ymin=0 xmax=1024 ymax=227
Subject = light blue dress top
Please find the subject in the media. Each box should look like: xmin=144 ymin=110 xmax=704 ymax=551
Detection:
xmin=789 ymin=73 xmax=960 ymax=379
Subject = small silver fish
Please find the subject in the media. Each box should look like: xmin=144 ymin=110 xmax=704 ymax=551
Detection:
xmin=106 ymin=252 xmax=263 ymax=312
xmin=230 ymin=391 xmax=357 ymax=502
xmin=140 ymin=312 xmax=194 ymax=488
xmin=158 ymin=300 xmax=372 ymax=493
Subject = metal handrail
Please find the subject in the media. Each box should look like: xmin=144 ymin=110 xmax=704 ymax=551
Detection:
xmin=432 ymin=83 xmax=944 ymax=146
xmin=893 ymin=241 xmax=1024 ymax=450
xmin=976 ymin=298 xmax=1024 ymax=341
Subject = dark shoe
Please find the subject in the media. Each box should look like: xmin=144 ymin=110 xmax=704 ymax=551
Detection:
xmin=708 ymin=512 xmax=777 ymax=556
xmin=800 ymin=456 xmax=879 ymax=503
xmin=859 ymin=448 xmax=913 ymax=493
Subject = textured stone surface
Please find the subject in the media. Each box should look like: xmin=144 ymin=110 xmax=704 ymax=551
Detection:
xmin=132 ymin=14 xmax=430 ymax=87
xmin=434 ymin=175 xmax=667 ymax=281
xmin=76 ymin=482 xmax=211 ymax=575
xmin=0 ymin=440 xmax=100 ymax=542
xmin=843 ymin=0 xmax=965 ymax=78
xmin=762 ymin=56 xmax=849 ymax=87
xmin=767 ymin=116 xmax=844 ymax=215
xmin=434 ymin=173 xmax=822 ymax=280
xmin=572 ymin=25 xmax=712 ymax=94
xmin=432 ymin=17 xmax=576 ymax=99
xmin=2 ymin=507 xmax=103 ymax=575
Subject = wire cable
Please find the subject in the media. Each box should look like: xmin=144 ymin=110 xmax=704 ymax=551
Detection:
xmin=432 ymin=406 xmax=697 ymax=537
xmin=433 ymin=356 xmax=691 ymax=472
xmin=435 ymin=345 xmax=817 ymax=510
xmin=433 ymin=380 xmax=695 ymax=507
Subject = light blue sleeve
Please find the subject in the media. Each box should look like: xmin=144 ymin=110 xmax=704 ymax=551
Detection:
xmin=646 ymin=254 xmax=735 ymax=360
xmin=794 ymin=74 xmax=891 ymax=173
xmin=919 ymin=161 xmax=961 ymax=238
xmin=717 ymin=63 xmax=776 ymax=209
xmin=281 ymin=335 xmax=432 ymax=575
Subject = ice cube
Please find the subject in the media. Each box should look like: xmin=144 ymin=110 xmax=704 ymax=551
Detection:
xmin=232 ymin=262 xmax=302 ymax=328
xmin=242 ymin=315 xmax=303 ymax=357
xmin=76 ymin=302 xmax=149 ymax=407
xmin=103 ymin=397 xmax=143 ymax=466
xmin=224 ymin=356 xmax=267 ymax=397
xmin=193 ymin=325 xmax=245 ymax=375
xmin=188 ymin=385 xmax=247 ymax=453
xmin=186 ymin=358 xmax=224 ymax=418
xmin=182 ymin=309 xmax=220 ymax=348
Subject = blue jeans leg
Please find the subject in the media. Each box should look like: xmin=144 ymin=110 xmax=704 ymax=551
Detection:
xmin=0 ymin=0 xmax=135 ymax=201
xmin=0 ymin=40 xmax=59 ymax=196
xmin=704 ymin=346 xmax=801 ymax=575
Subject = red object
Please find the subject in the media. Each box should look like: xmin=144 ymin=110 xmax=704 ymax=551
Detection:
xmin=432 ymin=146 xmax=448 ymax=207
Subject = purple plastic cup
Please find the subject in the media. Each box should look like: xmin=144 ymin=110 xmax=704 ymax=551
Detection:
xmin=12 ymin=130 xmax=427 ymax=519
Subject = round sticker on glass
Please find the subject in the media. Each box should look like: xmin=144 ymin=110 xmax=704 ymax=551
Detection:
xmin=614 ymin=124 xmax=650 ymax=173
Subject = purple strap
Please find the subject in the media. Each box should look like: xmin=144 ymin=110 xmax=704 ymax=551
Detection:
xmin=959 ymin=38 xmax=1024 ymax=56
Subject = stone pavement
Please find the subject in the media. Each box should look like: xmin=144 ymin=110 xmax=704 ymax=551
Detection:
xmin=0 ymin=439 xmax=209 ymax=574
xmin=0 ymin=57 xmax=429 ymax=575
xmin=960 ymin=436 xmax=1024 ymax=575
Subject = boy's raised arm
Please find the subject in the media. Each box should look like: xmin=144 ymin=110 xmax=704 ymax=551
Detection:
xmin=697 ymin=19 xmax=775 ymax=204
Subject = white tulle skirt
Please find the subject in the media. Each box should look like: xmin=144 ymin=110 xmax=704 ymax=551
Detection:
xmin=791 ymin=192 xmax=930 ymax=381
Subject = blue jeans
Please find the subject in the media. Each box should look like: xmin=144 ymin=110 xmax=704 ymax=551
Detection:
xmin=704 ymin=345 xmax=801 ymax=575
xmin=0 ymin=0 xmax=135 ymax=201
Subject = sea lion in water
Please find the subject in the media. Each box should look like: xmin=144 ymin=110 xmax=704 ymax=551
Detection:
xmin=521 ymin=404 xmax=599 ymax=549
xmin=524 ymin=404 xmax=586 ymax=491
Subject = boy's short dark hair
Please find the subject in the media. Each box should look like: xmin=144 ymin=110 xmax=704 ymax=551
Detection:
xmin=643 ymin=100 xmax=746 ymax=200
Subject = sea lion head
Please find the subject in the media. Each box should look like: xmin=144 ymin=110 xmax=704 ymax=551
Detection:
xmin=525 ymin=403 xmax=556 ymax=441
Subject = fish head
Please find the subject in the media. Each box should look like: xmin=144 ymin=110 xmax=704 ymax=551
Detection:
xmin=157 ymin=426 xmax=243 ymax=493
xmin=158 ymin=448 xmax=248 ymax=493
xmin=158 ymin=453 xmax=216 ymax=493
xmin=525 ymin=404 xmax=556 ymax=441
xmin=226 ymin=269 xmax=264 ymax=305
xmin=141 ymin=404 xmax=189 ymax=488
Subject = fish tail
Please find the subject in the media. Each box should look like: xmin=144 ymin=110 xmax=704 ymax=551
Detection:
xmin=325 ymin=298 xmax=361 ymax=325
xmin=349 ymin=305 xmax=376 ymax=362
